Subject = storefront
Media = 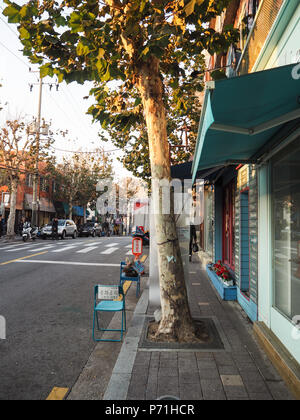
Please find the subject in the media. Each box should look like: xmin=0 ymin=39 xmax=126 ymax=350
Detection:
xmin=191 ymin=62 xmax=300 ymax=363
xmin=258 ymin=131 xmax=300 ymax=365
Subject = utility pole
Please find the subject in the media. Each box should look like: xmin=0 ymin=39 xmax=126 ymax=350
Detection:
xmin=29 ymin=70 xmax=59 ymax=227
xmin=31 ymin=77 xmax=43 ymax=227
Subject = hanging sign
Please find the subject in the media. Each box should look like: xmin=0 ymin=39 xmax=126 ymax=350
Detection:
xmin=132 ymin=237 xmax=143 ymax=258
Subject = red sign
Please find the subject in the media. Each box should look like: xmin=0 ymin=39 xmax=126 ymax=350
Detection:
xmin=132 ymin=237 xmax=143 ymax=258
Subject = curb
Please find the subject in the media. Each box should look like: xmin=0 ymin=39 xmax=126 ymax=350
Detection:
xmin=103 ymin=288 xmax=149 ymax=400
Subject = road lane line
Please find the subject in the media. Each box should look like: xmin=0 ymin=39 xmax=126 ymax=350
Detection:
xmin=0 ymin=251 xmax=48 ymax=266
xmin=105 ymin=243 xmax=119 ymax=247
xmin=0 ymin=243 xmax=25 ymax=250
xmin=5 ymin=244 xmax=43 ymax=252
xmin=46 ymin=387 xmax=69 ymax=401
xmin=51 ymin=246 xmax=77 ymax=253
xmin=76 ymin=246 xmax=98 ymax=254
xmin=16 ymin=260 xmax=120 ymax=267
xmin=101 ymin=247 xmax=119 ymax=255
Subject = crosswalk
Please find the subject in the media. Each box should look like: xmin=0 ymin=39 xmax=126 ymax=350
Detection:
xmin=0 ymin=240 xmax=135 ymax=256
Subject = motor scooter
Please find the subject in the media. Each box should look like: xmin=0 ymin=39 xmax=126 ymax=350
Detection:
xmin=22 ymin=225 xmax=38 ymax=242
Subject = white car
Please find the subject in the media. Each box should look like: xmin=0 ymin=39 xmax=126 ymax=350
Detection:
xmin=41 ymin=219 xmax=78 ymax=239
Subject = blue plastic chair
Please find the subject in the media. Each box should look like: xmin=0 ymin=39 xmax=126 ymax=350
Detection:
xmin=120 ymin=262 xmax=140 ymax=297
xmin=93 ymin=285 xmax=126 ymax=342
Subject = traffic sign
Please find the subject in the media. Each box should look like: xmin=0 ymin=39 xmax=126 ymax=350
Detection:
xmin=132 ymin=237 xmax=143 ymax=258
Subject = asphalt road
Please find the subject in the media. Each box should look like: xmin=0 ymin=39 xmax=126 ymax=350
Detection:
xmin=0 ymin=235 xmax=133 ymax=400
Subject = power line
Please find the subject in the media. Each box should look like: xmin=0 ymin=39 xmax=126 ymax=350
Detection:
xmin=0 ymin=40 xmax=32 ymax=70
xmin=50 ymin=144 xmax=126 ymax=154
xmin=0 ymin=15 xmax=19 ymax=39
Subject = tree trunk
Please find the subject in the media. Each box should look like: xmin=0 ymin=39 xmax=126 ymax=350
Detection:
xmin=7 ymin=177 xmax=18 ymax=239
xmin=83 ymin=204 xmax=87 ymax=224
xmin=136 ymin=58 xmax=197 ymax=342
xmin=69 ymin=201 xmax=73 ymax=220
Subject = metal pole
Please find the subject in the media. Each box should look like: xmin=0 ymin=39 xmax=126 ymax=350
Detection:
xmin=32 ymin=77 xmax=43 ymax=227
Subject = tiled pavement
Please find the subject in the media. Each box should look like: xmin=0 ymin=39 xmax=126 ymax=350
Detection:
xmin=126 ymin=260 xmax=295 ymax=401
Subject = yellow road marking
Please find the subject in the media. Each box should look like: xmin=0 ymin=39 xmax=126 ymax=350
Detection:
xmin=139 ymin=254 xmax=148 ymax=263
xmin=116 ymin=280 xmax=132 ymax=301
xmin=46 ymin=387 xmax=69 ymax=401
xmin=0 ymin=251 xmax=48 ymax=266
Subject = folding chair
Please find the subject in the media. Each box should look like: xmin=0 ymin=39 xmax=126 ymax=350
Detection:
xmin=120 ymin=261 xmax=140 ymax=297
xmin=92 ymin=285 xmax=126 ymax=342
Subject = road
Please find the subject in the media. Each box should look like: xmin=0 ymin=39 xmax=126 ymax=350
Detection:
xmin=0 ymin=236 xmax=133 ymax=400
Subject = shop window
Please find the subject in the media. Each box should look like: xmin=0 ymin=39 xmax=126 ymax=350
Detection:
xmin=240 ymin=190 xmax=250 ymax=295
xmin=223 ymin=180 xmax=236 ymax=270
xmin=204 ymin=186 xmax=214 ymax=258
xmin=272 ymin=139 xmax=300 ymax=320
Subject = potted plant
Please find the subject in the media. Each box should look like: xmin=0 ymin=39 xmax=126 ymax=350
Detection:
xmin=211 ymin=261 xmax=234 ymax=287
xmin=206 ymin=260 xmax=237 ymax=301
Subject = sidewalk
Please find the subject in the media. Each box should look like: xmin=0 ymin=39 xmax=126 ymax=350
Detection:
xmin=103 ymin=256 xmax=295 ymax=401
xmin=0 ymin=236 xmax=22 ymax=243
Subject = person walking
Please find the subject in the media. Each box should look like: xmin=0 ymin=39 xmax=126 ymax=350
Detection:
xmin=52 ymin=216 xmax=59 ymax=240
xmin=0 ymin=215 xmax=4 ymax=238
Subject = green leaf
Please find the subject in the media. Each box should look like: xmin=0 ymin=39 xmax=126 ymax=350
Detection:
xmin=76 ymin=40 xmax=90 ymax=56
xmin=18 ymin=27 xmax=30 ymax=40
xmin=101 ymin=65 xmax=111 ymax=82
xmin=40 ymin=64 xmax=54 ymax=78
xmin=69 ymin=12 xmax=84 ymax=33
xmin=184 ymin=0 xmax=196 ymax=16
xmin=3 ymin=5 xmax=21 ymax=23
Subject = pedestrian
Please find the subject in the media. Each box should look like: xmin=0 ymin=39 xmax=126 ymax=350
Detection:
xmin=19 ymin=216 xmax=25 ymax=236
xmin=0 ymin=215 xmax=3 ymax=238
xmin=189 ymin=224 xmax=198 ymax=262
xmin=52 ymin=216 xmax=59 ymax=240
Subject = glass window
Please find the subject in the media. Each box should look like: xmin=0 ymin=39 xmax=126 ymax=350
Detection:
xmin=223 ymin=180 xmax=236 ymax=270
xmin=204 ymin=187 xmax=214 ymax=258
xmin=272 ymin=139 xmax=300 ymax=320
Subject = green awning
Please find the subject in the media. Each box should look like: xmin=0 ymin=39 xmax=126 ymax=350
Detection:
xmin=192 ymin=63 xmax=300 ymax=183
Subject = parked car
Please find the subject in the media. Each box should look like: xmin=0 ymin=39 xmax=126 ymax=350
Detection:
xmin=78 ymin=222 xmax=102 ymax=237
xmin=41 ymin=219 xmax=78 ymax=239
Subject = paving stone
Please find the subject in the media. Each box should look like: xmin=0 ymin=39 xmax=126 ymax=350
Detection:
xmin=134 ymin=351 xmax=151 ymax=366
xmin=248 ymin=392 xmax=274 ymax=401
xmin=160 ymin=351 xmax=178 ymax=360
xmin=221 ymin=375 xmax=244 ymax=387
xmin=145 ymin=383 xmax=158 ymax=400
xmin=195 ymin=352 xmax=214 ymax=360
xmin=132 ymin=364 xmax=149 ymax=375
xmin=179 ymin=383 xmax=202 ymax=400
xmin=218 ymin=365 xmax=240 ymax=376
xmin=178 ymin=360 xmax=198 ymax=372
xmin=213 ymin=353 xmax=235 ymax=366
xmin=197 ymin=359 xmax=218 ymax=370
xmin=198 ymin=367 xmax=220 ymax=380
xmin=200 ymin=379 xmax=226 ymax=400
xmin=266 ymin=381 xmax=295 ymax=400
xmin=224 ymin=386 xmax=249 ymax=400
xmin=242 ymin=379 xmax=269 ymax=394
xmin=179 ymin=371 xmax=200 ymax=384
xmin=158 ymin=367 xmax=178 ymax=378
xmin=129 ymin=373 xmax=148 ymax=388
xmin=157 ymin=377 xmax=180 ymax=399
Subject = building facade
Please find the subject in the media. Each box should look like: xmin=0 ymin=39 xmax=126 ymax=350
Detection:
xmin=192 ymin=0 xmax=300 ymax=394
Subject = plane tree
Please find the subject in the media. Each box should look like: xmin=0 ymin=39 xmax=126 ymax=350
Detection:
xmin=3 ymin=0 xmax=237 ymax=341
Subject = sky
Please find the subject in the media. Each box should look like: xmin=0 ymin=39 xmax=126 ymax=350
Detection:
xmin=0 ymin=0 xmax=133 ymax=182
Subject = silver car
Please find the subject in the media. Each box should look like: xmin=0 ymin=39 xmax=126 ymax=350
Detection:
xmin=41 ymin=219 xmax=78 ymax=239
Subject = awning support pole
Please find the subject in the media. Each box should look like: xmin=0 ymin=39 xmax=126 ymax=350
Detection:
xmin=210 ymin=108 xmax=300 ymax=136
